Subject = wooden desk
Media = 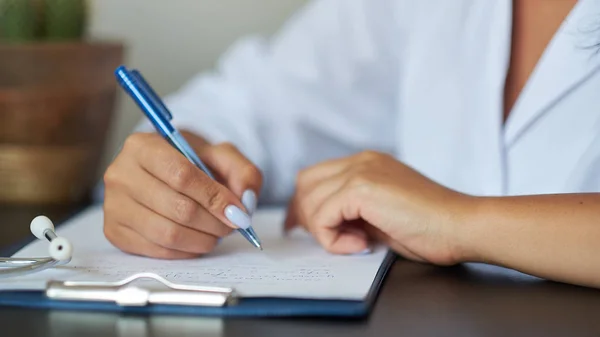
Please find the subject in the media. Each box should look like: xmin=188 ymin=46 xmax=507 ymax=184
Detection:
xmin=1 ymin=205 xmax=600 ymax=337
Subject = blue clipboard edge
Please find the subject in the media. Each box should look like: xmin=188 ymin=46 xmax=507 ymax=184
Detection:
xmin=0 ymin=205 xmax=397 ymax=318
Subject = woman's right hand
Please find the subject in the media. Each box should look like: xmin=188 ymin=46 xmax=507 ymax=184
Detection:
xmin=102 ymin=132 xmax=262 ymax=259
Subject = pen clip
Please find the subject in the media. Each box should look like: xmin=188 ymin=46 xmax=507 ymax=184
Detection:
xmin=130 ymin=69 xmax=173 ymax=121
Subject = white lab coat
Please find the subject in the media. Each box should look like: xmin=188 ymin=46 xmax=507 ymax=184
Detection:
xmin=136 ymin=0 xmax=600 ymax=205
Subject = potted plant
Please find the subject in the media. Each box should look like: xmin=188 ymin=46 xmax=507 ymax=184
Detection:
xmin=0 ymin=0 xmax=123 ymax=204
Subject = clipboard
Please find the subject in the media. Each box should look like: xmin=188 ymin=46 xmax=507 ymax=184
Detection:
xmin=0 ymin=205 xmax=396 ymax=318
xmin=0 ymin=252 xmax=395 ymax=317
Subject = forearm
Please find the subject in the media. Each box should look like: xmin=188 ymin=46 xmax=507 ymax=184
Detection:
xmin=460 ymin=194 xmax=600 ymax=288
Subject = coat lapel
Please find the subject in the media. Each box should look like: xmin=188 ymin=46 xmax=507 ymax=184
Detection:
xmin=505 ymin=0 xmax=600 ymax=147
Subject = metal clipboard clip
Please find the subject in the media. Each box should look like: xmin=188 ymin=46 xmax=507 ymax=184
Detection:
xmin=45 ymin=273 xmax=237 ymax=307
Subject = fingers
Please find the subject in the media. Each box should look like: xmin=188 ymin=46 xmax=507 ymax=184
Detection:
xmin=104 ymin=132 xmax=264 ymax=259
xmin=295 ymin=157 xmax=353 ymax=191
xmin=289 ymin=172 xmax=370 ymax=254
xmin=285 ymin=158 xmax=353 ymax=233
xmin=307 ymin=186 xmax=370 ymax=254
xmin=104 ymin=190 xmax=219 ymax=256
xmin=297 ymin=174 xmax=348 ymax=227
xmin=129 ymin=134 xmax=252 ymax=230
xmin=285 ymin=173 xmax=347 ymax=234
xmin=198 ymin=143 xmax=263 ymax=214
xmin=105 ymin=223 xmax=198 ymax=260
xmin=117 ymin=166 xmax=231 ymax=238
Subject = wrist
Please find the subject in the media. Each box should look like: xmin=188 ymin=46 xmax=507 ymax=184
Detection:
xmin=446 ymin=194 xmax=486 ymax=264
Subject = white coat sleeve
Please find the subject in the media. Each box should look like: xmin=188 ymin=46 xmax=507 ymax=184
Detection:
xmin=135 ymin=0 xmax=402 ymax=205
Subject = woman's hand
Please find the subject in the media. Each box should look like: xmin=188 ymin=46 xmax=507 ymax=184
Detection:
xmin=285 ymin=151 xmax=473 ymax=265
xmin=103 ymin=131 xmax=262 ymax=259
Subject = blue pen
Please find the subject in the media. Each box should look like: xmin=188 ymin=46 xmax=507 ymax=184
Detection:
xmin=115 ymin=65 xmax=262 ymax=250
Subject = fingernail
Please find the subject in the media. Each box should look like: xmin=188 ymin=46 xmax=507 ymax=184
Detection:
xmin=241 ymin=190 xmax=257 ymax=215
xmin=224 ymin=205 xmax=251 ymax=229
xmin=353 ymin=247 xmax=372 ymax=255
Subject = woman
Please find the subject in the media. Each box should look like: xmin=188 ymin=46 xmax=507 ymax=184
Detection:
xmin=102 ymin=0 xmax=600 ymax=289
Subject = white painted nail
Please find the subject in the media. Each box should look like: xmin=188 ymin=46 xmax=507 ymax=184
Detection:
xmin=241 ymin=190 xmax=257 ymax=215
xmin=224 ymin=205 xmax=251 ymax=229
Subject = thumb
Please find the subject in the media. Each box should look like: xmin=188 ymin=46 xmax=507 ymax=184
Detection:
xmin=331 ymin=222 xmax=371 ymax=255
xmin=310 ymin=190 xmax=371 ymax=255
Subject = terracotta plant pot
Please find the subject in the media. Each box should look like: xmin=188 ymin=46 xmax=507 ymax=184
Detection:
xmin=0 ymin=41 xmax=123 ymax=204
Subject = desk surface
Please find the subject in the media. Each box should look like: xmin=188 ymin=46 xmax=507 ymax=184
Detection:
xmin=1 ymin=205 xmax=600 ymax=337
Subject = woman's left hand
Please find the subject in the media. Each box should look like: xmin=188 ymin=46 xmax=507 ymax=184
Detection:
xmin=284 ymin=151 xmax=474 ymax=265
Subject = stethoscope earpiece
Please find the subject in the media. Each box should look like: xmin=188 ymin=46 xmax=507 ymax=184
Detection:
xmin=0 ymin=215 xmax=72 ymax=278
xmin=30 ymin=215 xmax=73 ymax=261
xmin=49 ymin=237 xmax=73 ymax=261
xmin=30 ymin=215 xmax=55 ymax=240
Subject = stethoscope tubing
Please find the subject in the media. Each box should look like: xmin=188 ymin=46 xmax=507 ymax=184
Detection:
xmin=0 ymin=258 xmax=71 ymax=278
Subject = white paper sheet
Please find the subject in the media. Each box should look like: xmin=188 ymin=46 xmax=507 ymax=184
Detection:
xmin=0 ymin=206 xmax=390 ymax=300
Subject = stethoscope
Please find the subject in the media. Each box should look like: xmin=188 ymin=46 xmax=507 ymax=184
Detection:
xmin=0 ymin=216 xmax=72 ymax=279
